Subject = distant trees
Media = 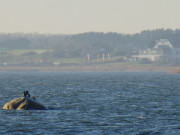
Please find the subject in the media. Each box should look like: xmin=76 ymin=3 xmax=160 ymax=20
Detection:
xmin=0 ymin=37 xmax=31 ymax=50
xmin=0 ymin=28 xmax=180 ymax=58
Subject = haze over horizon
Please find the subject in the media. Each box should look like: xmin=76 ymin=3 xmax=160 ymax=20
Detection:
xmin=0 ymin=0 xmax=180 ymax=34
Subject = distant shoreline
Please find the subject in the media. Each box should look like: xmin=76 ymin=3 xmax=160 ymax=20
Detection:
xmin=0 ymin=65 xmax=179 ymax=73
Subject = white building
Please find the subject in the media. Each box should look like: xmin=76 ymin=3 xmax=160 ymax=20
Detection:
xmin=133 ymin=39 xmax=180 ymax=62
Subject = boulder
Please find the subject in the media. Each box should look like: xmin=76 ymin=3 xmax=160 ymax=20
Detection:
xmin=3 ymin=97 xmax=47 ymax=110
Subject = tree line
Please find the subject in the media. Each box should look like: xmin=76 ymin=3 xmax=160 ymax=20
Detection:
xmin=0 ymin=28 xmax=180 ymax=58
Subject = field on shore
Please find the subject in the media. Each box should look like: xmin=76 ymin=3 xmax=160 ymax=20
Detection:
xmin=0 ymin=50 xmax=179 ymax=73
xmin=0 ymin=63 xmax=179 ymax=73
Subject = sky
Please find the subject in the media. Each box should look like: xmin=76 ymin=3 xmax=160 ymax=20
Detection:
xmin=0 ymin=0 xmax=180 ymax=34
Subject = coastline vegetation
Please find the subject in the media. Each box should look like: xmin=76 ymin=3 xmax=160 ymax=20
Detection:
xmin=0 ymin=28 xmax=180 ymax=72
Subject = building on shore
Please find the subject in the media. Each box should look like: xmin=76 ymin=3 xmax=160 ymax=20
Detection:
xmin=132 ymin=39 xmax=180 ymax=62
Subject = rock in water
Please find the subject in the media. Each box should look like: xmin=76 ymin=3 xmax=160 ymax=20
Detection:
xmin=3 ymin=97 xmax=47 ymax=110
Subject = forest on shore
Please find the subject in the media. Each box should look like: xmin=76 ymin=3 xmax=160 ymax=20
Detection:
xmin=0 ymin=28 xmax=180 ymax=67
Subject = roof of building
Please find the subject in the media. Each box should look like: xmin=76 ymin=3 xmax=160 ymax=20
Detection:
xmin=154 ymin=39 xmax=173 ymax=49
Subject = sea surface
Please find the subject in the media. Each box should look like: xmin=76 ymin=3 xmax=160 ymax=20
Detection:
xmin=0 ymin=71 xmax=179 ymax=135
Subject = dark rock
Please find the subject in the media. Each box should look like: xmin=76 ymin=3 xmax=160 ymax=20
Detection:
xmin=3 ymin=97 xmax=47 ymax=110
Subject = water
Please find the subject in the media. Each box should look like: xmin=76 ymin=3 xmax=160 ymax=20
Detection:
xmin=0 ymin=71 xmax=179 ymax=135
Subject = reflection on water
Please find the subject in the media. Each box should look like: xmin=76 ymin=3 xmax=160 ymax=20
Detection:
xmin=0 ymin=72 xmax=180 ymax=134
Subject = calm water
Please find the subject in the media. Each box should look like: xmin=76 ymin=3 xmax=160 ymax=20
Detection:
xmin=0 ymin=71 xmax=179 ymax=135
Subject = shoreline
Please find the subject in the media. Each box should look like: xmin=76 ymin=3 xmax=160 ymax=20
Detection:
xmin=0 ymin=65 xmax=179 ymax=73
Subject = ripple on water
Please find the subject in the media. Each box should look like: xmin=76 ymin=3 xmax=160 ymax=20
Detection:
xmin=0 ymin=72 xmax=180 ymax=135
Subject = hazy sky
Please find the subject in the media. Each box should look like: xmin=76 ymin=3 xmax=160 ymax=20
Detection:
xmin=0 ymin=0 xmax=180 ymax=34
